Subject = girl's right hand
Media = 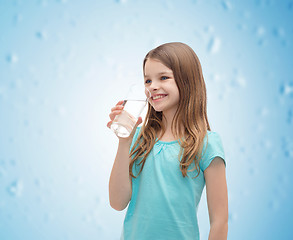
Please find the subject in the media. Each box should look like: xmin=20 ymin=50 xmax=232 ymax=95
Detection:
xmin=107 ymin=100 xmax=142 ymax=141
xmin=107 ymin=100 xmax=125 ymax=129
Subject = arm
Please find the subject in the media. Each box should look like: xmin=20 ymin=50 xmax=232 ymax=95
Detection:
xmin=108 ymin=139 xmax=133 ymax=211
xmin=107 ymin=101 xmax=142 ymax=211
xmin=204 ymin=157 xmax=228 ymax=240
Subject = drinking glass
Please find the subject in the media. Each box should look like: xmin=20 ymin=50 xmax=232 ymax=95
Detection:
xmin=110 ymin=83 xmax=151 ymax=138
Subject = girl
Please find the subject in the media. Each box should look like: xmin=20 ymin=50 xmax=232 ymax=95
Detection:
xmin=107 ymin=42 xmax=228 ymax=240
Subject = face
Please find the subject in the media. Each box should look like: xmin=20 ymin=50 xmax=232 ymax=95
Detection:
xmin=144 ymin=58 xmax=180 ymax=114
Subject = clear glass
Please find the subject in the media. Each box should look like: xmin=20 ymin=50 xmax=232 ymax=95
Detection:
xmin=110 ymin=100 xmax=147 ymax=138
xmin=110 ymin=83 xmax=150 ymax=138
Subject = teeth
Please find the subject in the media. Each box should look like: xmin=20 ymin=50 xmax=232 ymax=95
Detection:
xmin=153 ymin=95 xmax=166 ymax=100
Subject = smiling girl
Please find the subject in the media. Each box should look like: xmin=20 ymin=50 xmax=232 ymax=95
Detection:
xmin=108 ymin=42 xmax=228 ymax=240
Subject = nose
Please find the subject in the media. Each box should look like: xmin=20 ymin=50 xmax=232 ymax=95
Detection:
xmin=148 ymin=81 xmax=159 ymax=92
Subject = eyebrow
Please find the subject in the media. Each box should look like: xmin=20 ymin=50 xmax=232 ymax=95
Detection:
xmin=144 ymin=71 xmax=173 ymax=77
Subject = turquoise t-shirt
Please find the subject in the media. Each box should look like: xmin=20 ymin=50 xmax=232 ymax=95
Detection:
xmin=121 ymin=127 xmax=225 ymax=240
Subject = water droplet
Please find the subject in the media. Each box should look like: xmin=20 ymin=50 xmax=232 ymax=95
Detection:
xmin=56 ymin=0 xmax=68 ymax=3
xmin=44 ymin=212 xmax=54 ymax=223
xmin=9 ymin=78 xmax=23 ymax=89
xmin=248 ymin=168 xmax=255 ymax=176
xmin=6 ymin=54 xmax=19 ymax=64
xmin=279 ymin=173 xmax=290 ymax=185
xmin=26 ymin=96 xmax=36 ymax=105
xmin=7 ymin=180 xmax=24 ymax=197
xmin=36 ymin=30 xmax=48 ymax=40
xmin=256 ymin=0 xmax=273 ymax=7
xmin=281 ymin=137 xmax=293 ymax=159
xmin=0 ymin=159 xmax=5 ymax=166
xmin=116 ymin=0 xmax=127 ymax=3
xmin=13 ymin=14 xmax=23 ymax=24
xmin=221 ymin=1 xmax=232 ymax=10
xmin=236 ymin=23 xmax=247 ymax=31
xmin=242 ymin=10 xmax=251 ymax=19
xmin=38 ymin=0 xmax=48 ymax=7
xmin=239 ymin=145 xmax=246 ymax=154
xmin=82 ymin=214 xmax=92 ymax=223
xmin=260 ymin=139 xmax=272 ymax=149
xmin=256 ymin=26 xmax=266 ymax=37
xmin=273 ymin=27 xmax=285 ymax=38
xmin=23 ymin=119 xmax=30 ymax=127
xmin=234 ymin=75 xmax=246 ymax=88
xmin=257 ymin=38 xmax=266 ymax=46
xmin=9 ymin=158 xmax=16 ymax=166
xmin=260 ymin=107 xmax=269 ymax=117
xmin=34 ymin=178 xmax=43 ymax=188
xmin=204 ymin=25 xmax=215 ymax=34
xmin=207 ymin=36 xmax=221 ymax=54
xmin=268 ymin=200 xmax=280 ymax=211
xmin=9 ymin=137 xmax=15 ymax=143
xmin=280 ymin=82 xmax=293 ymax=97
xmin=256 ymin=123 xmax=265 ymax=133
xmin=0 ymin=167 xmax=6 ymax=178
xmin=209 ymin=73 xmax=222 ymax=83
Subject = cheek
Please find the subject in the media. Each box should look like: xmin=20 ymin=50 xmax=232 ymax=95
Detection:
xmin=148 ymin=100 xmax=161 ymax=112
xmin=147 ymin=99 xmax=154 ymax=108
xmin=145 ymin=88 xmax=151 ymax=99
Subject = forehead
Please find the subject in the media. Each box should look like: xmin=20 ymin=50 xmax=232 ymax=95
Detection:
xmin=144 ymin=58 xmax=173 ymax=76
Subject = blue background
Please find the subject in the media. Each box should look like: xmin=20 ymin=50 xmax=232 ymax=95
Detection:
xmin=1 ymin=0 xmax=293 ymax=239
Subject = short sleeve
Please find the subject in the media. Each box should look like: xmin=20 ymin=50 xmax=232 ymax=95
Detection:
xmin=199 ymin=131 xmax=226 ymax=171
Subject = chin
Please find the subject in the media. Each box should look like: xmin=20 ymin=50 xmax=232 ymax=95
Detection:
xmin=150 ymin=106 xmax=161 ymax=112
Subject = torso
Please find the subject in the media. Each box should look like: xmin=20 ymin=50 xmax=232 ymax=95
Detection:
xmin=157 ymin=128 xmax=184 ymax=142
xmin=157 ymin=132 xmax=177 ymax=142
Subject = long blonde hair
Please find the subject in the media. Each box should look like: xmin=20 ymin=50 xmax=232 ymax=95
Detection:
xmin=129 ymin=42 xmax=211 ymax=178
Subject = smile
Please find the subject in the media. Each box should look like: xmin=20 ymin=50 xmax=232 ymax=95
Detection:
xmin=152 ymin=94 xmax=167 ymax=100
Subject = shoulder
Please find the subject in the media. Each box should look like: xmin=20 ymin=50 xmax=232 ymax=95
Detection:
xmin=205 ymin=130 xmax=223 ymax=144
xmin=200 ymin=130 xmax=225 ymax=171
xmin=202 ymin=131 xmax=223 ymax=148
xmin=207 ymin=130 xmax=221 ymax=139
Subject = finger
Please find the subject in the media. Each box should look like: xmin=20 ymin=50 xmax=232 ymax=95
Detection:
xmin=109 ymin=110 xmax=123 ymax=121
xmin=111 ymin=105 xmax=124 ymax=112
xmin=107 ymin=121 xmax=112 ymax=129
xmin=116 ymin=100 xmax=125 ymax=106
xmin=136 ymin=116 xmax=143 ymax=126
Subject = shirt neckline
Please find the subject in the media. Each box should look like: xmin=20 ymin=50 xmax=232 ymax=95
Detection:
xmin=156 ymin=139 xmax=179 ymax=145
xmin=155 ymin=130 xmax=212 ymax=145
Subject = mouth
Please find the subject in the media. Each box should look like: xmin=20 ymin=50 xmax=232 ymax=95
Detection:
xmin=151 ymin=94 xmax=168 ymax=101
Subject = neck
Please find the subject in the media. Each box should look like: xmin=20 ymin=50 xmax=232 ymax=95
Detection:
xmin=162 ymin=109 xmax=175 ymax=132
xmin=160 ymin=108 xmax=183 ymax=139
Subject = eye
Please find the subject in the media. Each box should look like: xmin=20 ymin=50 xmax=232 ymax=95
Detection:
xmin=145 ymin=79 xmax=152 ymax=84
xmin=161 ymin=76 xmax=169 ymax=80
